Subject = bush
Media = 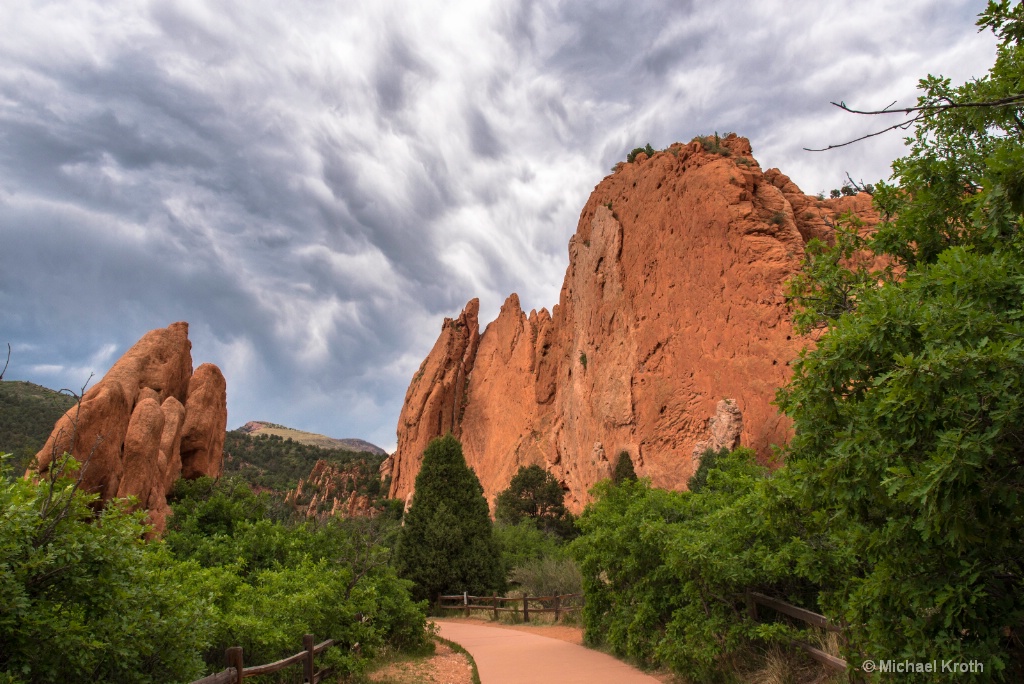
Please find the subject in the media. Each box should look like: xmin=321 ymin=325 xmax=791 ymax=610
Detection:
xmin=507 ymin=557 xmax=582 ymax=598
xmin=626 ymin=143 xmax=656 ymax=163
xmin=0 ymin=455 xmax=216 ymax=683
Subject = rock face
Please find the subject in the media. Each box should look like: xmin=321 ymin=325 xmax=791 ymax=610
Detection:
xmin=388 ymin=135 xmax=878 ymax=511
xmin=32 ymin=322 xmax=227 ymax=534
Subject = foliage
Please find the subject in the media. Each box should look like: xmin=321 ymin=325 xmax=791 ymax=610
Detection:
xmin=687 ymin=446 xmax=728 ymax=492
xmin=626 ymin=143 xmax=656 ymax=163
xmin=570 ymin=450 xmax=829 ymax=680
xmin=0 ymin=381 xmax=76 ymax=474
xmin=494 ymin=464 xmax=576 ymax=539
xmin=223 ymin=429 xmax=385 ymax=495
xmin=395 ymin=435 xmax=502 ymax=602
xmin=507 ymin=557 xmax=582 ymax=598
xmin=695 ymin=132 xmax=732 ymax=156
xmin=773 ymin=3 xmax=1024 ymax=677
xmin=784 ymin=214 xmax=890 ymax=333
xmin=493 ymin=520 xmax=566 ymax=582
xmin=0 ymin=454 xmax=216 ymax=683
xmin=0 ymin=456 xmax=430 ymax=683
xmin=166 ymin=476 xmax=430 ymax=677
xmin=611 ymin=450 xmax=637 ymax=484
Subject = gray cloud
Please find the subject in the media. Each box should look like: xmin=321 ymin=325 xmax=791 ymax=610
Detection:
xmin=0 ymin=1 xmax=998 ymax=451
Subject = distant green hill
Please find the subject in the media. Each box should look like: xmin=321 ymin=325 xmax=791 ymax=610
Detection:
xmin=0 ymin=380 xmax=77 ymax=473
xmin=223 ymin=428 xmax=387 ymax=492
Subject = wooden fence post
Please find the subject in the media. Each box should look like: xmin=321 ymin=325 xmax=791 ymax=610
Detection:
xmin=523 ymin=595 xmax=529 ymax=623
xmin=464 ymin=591 xmax=470 ymax=617
xmin=226 ymin=646 xmax=244 ymax=684
xmin=554 ymin=594 xmax=561 ymax=622
xmin=435 ymin=593 xmax=441 ymax=614
xmin=303 ymin=634 xmax=315 ymax=683
xmin=745 ymin=592 xmax=757 ymax=622
xmin=493 ymin=592 xmax=498 ymax=620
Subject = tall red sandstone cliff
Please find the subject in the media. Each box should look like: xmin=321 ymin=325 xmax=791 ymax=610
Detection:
xmin=32 ymin=322 xmax=227 ymax=534
xmin=389 ymin=135 xmax=876 ymax=511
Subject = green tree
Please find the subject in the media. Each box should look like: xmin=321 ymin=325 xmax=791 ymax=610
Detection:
xmin=495 ymin=464 xmax=576 ymax=539
xmin=0 ymin=454 xmax=216 ymax=683
xmin=611 ymin=451 xmax=637 ymax=485
xmin=395 ymin=435 xmax=501 ymax=602
xmin=777 ymin=2 xmax=1024 ymax=676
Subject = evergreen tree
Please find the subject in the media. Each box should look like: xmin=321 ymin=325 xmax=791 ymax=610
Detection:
xmin=495 ymin=464 xmax=576 ymax=539
xmin=612 ymin=451 xmax=638 ymax=485
xmin=395 ymin=435 xmax=501 ymax=601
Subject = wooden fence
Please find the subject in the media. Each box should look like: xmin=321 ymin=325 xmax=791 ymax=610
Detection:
xmin=436 ymin=592 xmax=583 ymax=622
xmin=190 ymin=634 xmax=339 ymax=684
xmin=745 ymin=591 xmax=860 ymax=678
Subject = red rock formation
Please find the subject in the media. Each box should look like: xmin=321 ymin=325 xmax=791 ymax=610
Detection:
xmin=180 ymin=363 xmax=228 ymax=480
xmin=32 ymin=322 xmax=227 ymax=534
xmin=285 ymin=459 xmax=377 ymax=520
xmin=389 ymin=135 xmax=879 ymax=511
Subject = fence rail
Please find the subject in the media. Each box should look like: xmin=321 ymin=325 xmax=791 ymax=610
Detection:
xmin=190 ymin=634 xmax=338 ymax=684
xmin=745 ymin=592 xmax=853 ymax=675
xmin=437 ymin=592 xmax=583 ymax=622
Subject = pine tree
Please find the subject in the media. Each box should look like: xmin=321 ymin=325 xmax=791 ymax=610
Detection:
xmin=612 ymin=451 xmax=637 ymax=485
xmin=495 ymin=464 xmax=576 ymax=539
xmin=395 ymin=435 xmax=501 ymax=602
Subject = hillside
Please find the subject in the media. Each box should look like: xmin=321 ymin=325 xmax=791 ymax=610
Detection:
xmin=237 ymin=420 xmax=387 ymax=455
xmin=0 ymin=380 xmax=77 ymax=473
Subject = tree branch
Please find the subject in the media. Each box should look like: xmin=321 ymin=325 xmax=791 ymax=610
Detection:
xmin=804 ymin=94 xmax=1024 ymax=152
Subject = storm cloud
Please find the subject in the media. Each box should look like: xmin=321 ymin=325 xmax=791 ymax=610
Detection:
xmin=0 ymin=1 xmax=997 ymax=450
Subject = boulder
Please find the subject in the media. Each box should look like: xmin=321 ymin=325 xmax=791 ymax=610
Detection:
xmin=31 ymin=322 xmax=227 ymax=535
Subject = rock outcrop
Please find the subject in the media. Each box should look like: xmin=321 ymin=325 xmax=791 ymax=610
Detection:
xmin=691 ymin=399 xmax=744 ymax=461
xmin=388 ymin=135 xmax=878 ymax=511
xmin=32 ymin=322 xmax=227 ymax=534
xmin=285 ymin=459 xmax=377 ymax=520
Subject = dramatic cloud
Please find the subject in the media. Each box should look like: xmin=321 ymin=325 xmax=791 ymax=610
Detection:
xmin=0 ymin=1 xmax=997 ymax=450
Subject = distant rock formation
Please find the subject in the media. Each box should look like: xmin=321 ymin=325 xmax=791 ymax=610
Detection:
xmin=387 ymin=135 xmax=878 ymax=511
xmin=31 ymin=322 xmax=227 ymax=535
xmin=285 ymin=459 xmax=376 ymax=519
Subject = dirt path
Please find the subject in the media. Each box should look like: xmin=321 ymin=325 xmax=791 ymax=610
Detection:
xmin=435 ymin=620 xmax=661 ymax=684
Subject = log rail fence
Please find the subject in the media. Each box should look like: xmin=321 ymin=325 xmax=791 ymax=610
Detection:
xmin=436 ymin=591 xmax=583 ymax=622
xmin=745 ymin=591 xmax=865 ymax=682
xmin=189 ymin=633 xmax=341 ymax=684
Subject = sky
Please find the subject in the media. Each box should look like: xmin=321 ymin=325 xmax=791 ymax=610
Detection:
xmin=0 ymin=1 xmax=1000 ymax=452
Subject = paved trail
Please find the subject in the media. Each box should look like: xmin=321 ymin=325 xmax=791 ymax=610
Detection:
xmin=435 ymin=620 xmax=660 ymax=684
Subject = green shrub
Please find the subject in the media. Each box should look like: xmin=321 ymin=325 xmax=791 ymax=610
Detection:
xmin=507 ymin=557 xmax=582 ymax=597
xmin=695 ymin=133 xmax=731 ymax=157
xmin=626 ymin=143 xmax=656 ymax=163
xmin=0 ymin=455 xmax=216 ymax=683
